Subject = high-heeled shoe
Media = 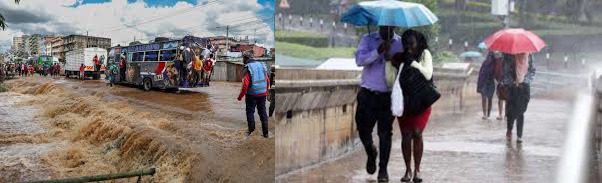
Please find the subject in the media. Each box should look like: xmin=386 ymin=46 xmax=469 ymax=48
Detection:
xmin=413 ymin=172 xmax=423 ymax=183
xmin=400 ymin=171 xmax=412 ymax=182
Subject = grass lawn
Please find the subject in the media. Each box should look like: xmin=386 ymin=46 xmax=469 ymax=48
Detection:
xmin=275 ymin=29 xmax=327 ymax=39
xmin=276 ymin=41 xmax=356 ymax=60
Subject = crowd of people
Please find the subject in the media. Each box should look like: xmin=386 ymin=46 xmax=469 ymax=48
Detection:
xmin=177 ymin=44 xmax=216 ymax=88
xmin=0 ymin=62 xmax=62 ymax=78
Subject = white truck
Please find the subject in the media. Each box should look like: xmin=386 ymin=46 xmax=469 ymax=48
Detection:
xmin=65 ymin=47 xmax=107 ymax=80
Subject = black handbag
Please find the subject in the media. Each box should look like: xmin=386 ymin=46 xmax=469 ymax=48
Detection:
xmin=399 ymin=64 xmax=441 ymax=115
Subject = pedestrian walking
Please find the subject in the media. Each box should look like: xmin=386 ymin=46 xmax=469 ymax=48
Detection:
xmin=238 ymin=51 xmax=270 ymax=138
xmin=394 ymin=29 xmax=434 ymax=183
xmin=502 ymin=53 xmax=535 ymax=143
xmin=107 ymin=63 xmax=118 ymax=87
xmin=477 ymin=51 xmax=496 ymax=119
xmin=355 ymin=26 xmax=402 ymax=182
xmin=493 ymin=51 xmax=506 ymax=120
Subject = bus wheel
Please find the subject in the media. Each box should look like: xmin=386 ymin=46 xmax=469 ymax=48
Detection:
xmin=143 ymin=78 xmax=152 ymax=91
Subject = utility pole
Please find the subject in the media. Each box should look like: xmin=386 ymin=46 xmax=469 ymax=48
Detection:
xmin=86 ymin=31 xmax=89 ymax=48
xmin=226 ymin=25 xmax=229 ymax=53
xmin=254 ymin=28 xmax=257 ymax=44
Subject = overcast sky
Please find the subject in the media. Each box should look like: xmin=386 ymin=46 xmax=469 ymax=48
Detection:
xmin=0 ymin=0 xmax=275 ymax=51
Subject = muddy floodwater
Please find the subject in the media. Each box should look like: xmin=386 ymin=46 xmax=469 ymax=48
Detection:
xmin=0 ymin=76 xmax=274 ymax=183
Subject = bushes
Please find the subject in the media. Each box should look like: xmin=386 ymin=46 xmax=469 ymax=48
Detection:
xmin=432 ymin=51 xmax=459 ymax=65
xmin=465 ymin=1 xmax=491 ymax=13
xmin=275 ymin=29 xmax=329 ymax=47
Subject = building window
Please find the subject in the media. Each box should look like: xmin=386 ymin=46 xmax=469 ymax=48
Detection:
xmin=286 ymin=110 xmax=292 ymax=119
xmin=342 ymin=104 xmax=347 ymax=113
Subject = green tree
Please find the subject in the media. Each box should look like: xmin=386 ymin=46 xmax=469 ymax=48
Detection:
xmin=0 ymin=0 xmax=21 ymax=30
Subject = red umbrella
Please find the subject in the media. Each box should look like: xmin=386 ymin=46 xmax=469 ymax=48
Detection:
xmin=484 ymin=28 xmax=546 ymax=54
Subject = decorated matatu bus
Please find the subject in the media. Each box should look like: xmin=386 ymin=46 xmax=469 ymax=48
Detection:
xmin=115 ymin=36 xmax=210 ymax=91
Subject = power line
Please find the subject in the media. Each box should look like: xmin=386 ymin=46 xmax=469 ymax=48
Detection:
xmin=97 ymin=0 xmax=221 ymax=34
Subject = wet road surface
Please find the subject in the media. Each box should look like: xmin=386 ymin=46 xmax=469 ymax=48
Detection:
xmin=277 ymin=92 xmax=570 ymax=182
xmin=0 ymin=76 xmax=274 ymax=182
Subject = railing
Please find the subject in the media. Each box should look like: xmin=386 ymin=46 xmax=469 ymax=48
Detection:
xmin=18 ymin=168 xmax=156 ymax=183
xmin=556 ymin=72 xmax=600 ymax=183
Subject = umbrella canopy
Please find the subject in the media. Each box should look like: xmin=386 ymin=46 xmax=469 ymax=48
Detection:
xmin=484 ymin=28 xmax=546 ymax=54
xmin=460 ymin=51 xmax=483 ymax=59
xmin=341 ymin=0 xmax=438 ymax=27
xmin=477 ymin=42 xmax=487 ymax=49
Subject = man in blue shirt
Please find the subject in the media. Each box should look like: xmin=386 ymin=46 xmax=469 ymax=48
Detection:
xmin=355 ymin=26 xmax=402 ymax=182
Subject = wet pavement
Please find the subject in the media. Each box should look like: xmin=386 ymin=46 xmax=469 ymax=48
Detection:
xmin=277 ymin=93 xmax=571 ymax=182
xmin=0 ymin=76 xmax=274 ymax=182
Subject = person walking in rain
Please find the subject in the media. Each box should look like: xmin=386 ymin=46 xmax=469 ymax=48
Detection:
xmin=493 ymin=51 xmax=506 ymax=120
xmin=355 ymin=26 xmax=402 ymax=182
xmin=394 ymin=29 xmax=433 ymax=183
xmin=502 ymin=52 xmax=535 ymax=143
xmin=238 ymin=51 xmax=270 ymax=138
xmin=477 ymin=51 xmax=496 ymax=119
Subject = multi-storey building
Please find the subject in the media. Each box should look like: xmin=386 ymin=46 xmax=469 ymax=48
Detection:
xmin=50 ymin=37 xmax=65 ymax=61
xmin=62 ymin=35 xmax=111 ymax=52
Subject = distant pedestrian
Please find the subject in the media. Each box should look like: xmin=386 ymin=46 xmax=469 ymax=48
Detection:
xmin=238 ymin=51 xmax=270 ymax=138
xmin=502 ymin=53 xmax=536 ymax=143
xmin=477 ymin=52 xmax=496 ymax=119
xmin=107 ymin=63 xmax=118 ymax=87
xmin=79 ymin=64 xmax=85 ymax=80
xmin=93 ymin=55 xmax=100 ymax=72
xmin=202 ymin=54 xmax=214 ymax=86
xmin=493 ymin=51 xmax=506 ymax=120
xmin=119 ymin=54 xmax=126 ymax=82
xmin=355 ymin=26 xmax=402 ymax=182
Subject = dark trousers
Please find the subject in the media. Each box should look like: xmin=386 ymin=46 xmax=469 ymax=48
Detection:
xmin=506 ymin=83 xmax=530 ymax=138
xmin=356 ymin=88 xmax=395 ymax=169
xmin=120 ymin=67 xmax=126 ymax=81
xmin=246 ymin=95 xmax=269 ymax=136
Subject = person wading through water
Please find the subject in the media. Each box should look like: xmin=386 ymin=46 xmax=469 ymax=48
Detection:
xmin=355 ymin=25 xmax=402 ymax=182
xmin=238 ymin=51 xmax=271 ymax=138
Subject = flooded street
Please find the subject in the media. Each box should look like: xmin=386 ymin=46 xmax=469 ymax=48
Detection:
xmin=276 ymin=90 xmax=572 ymax=183
xmin=0 ymin=76 xmax=274 ymax=182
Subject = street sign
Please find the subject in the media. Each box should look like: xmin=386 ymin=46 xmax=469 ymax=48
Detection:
xmin=492 ymin=0 xmax=509 ymax=16
xmin=279 ymin=0 xmax=290 ymax=9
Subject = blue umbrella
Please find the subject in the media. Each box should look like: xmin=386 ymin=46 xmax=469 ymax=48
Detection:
xmin=477 ymin=42 xmax=487 ymax=49
xmin=459 ymin=51 xmax=483 ymax=59
xmin=341 ymin=0 xmax=439 ymax=27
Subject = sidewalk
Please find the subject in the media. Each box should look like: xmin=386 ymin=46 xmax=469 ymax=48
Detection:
xmin=276 ymin=96 xmax=571 ymax=182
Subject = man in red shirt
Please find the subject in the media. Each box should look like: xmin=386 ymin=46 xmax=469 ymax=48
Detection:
xmin=238 ymin=51 xmax=270 ymax=138
xmin=202 ymin=54 xmax=214 ymax=86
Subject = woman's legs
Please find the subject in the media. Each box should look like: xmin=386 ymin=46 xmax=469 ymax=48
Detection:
xmin=412 ymin=128 xmax=423 ymax=177
xmin=486 ymin=97 xmax=493 ymax=117
xmin=498 ymin=99 xmax=505 ymax=120
xmin=481 ymin=95 xmax=488 ymax=118
xmin=401 ymin=130 xmax=413 ymax=180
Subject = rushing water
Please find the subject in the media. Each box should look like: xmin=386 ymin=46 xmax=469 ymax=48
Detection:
xmin=0 ymin=77 xmax=274 ymax=183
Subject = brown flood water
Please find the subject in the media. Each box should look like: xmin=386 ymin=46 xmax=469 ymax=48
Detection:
xmin=0 ymin=76 xmax=274 ymax=183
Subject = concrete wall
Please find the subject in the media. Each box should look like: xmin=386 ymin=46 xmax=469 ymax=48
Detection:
xmin=275 ymin=77 xmax=360 ymax=175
